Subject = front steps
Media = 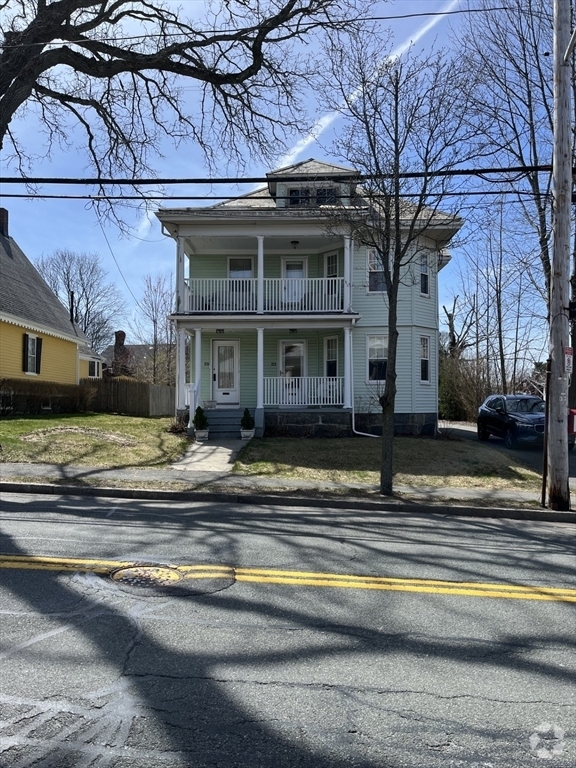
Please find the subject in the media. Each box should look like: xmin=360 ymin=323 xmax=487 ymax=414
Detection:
xmin=201 ymin=408 xmax=247 ymax=439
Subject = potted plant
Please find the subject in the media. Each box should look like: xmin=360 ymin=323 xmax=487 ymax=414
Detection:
xmin=192 ymin=406 xmax=209 ymax=441
xmin=240 ymin=408 xmax=255 ymax=440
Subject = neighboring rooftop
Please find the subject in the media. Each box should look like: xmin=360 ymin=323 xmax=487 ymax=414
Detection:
xmin=0 ymin=208 xmax=88 ymax=343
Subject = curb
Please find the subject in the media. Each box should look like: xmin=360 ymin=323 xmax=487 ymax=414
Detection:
xmin=2 ymin=481 xmax=575 ymax=524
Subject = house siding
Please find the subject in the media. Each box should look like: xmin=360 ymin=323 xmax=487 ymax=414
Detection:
xmin=191 ymin=329 xmax=345 ymax=408
xmin=0 ymin=320 xmax=78 ymax=384
xmin=189 ymin=249 xmax=343 ymax=280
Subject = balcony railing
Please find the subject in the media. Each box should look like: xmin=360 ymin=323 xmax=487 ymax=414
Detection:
xmin=264 ymin=377 xmax=344 ymax=406
xmin=184 ymin=277 xmax=344 ymax=313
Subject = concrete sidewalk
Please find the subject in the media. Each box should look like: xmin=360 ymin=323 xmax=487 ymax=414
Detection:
xmin=1 ymin=434 xmax=576 ymax=522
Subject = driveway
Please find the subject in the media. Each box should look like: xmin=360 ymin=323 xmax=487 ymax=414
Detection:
xmin=439 ymin=420 xmax=576 ymax=479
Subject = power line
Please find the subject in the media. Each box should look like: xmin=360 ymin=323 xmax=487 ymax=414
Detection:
xmin=0 ymin=164 xmax=559 ymax=186
xmin=0 ymin=8 xmax=509 ymax=50
xmin=96 ymin=217 xmax=142 ymax=308
xmin=0 ymin=190 xmax=546 ymax=202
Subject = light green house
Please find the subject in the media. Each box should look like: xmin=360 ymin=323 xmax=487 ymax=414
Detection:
xmin=156 ymin=159 xmax=461 ymax=438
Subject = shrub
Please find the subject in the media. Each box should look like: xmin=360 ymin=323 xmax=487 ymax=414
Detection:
xmin=192 ymin=406 xmax=209 ymax=430
xmin=0 ymin=378 xmax=95 ymax=416
xmin=240 ymin=408 xmax=255 ymax=430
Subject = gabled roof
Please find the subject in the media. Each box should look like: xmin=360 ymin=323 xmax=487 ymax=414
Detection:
xmin=266 ymin=158 xmax=356 ymax=177
xmin=0 ymin=231 xmax=88 ymax=344
xmin=266 ymin=158 xmax=357 ymax=199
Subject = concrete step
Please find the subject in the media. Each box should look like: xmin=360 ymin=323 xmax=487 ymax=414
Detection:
xmin=200 ymin=409 xmax=253 ymax=439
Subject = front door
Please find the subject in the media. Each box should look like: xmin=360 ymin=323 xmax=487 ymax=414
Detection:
xmin=212 ymin=340 xmax=239 ymax=404
xmin=279 ymin=341 xmax=306 ymax=405
xmin=282 ymin=258 xmax=306 ymax=307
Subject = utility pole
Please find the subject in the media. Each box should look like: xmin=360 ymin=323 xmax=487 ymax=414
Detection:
xmin=547 ymin=0 xmax=572 ymax=510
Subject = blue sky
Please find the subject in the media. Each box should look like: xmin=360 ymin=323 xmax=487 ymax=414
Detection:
xmin=0 ymin=0 xmax=463 ymax=325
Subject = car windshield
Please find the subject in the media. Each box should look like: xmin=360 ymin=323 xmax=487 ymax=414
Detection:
xmin=507 ymin=398 xmax=544 ymax=414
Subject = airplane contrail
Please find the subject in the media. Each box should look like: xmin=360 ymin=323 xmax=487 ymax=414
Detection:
xmin=278 ymin=0 xmax=461 ymax=167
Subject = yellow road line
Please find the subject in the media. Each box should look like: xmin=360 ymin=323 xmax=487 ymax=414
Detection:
xmin=1 ymin=555 xmax=575 ymax=602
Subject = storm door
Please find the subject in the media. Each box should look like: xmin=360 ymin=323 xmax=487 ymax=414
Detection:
xmin=212 ymin=340 xmax=239 ymax=404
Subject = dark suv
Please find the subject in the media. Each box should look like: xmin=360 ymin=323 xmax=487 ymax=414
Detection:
xmin=477 ymin=394 xmax=575 ymax=450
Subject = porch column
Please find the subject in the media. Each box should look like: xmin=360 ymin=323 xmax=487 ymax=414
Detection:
xmin=344 ymin=236 xmax=352 ymax=312
xmin=256 ymin=327 xmax=265 ymax=437
xmin=176 ymin=236 xmax=186 ymax=313
xmin=257 ymin=235 xmax=264 ymax=314
xmin=256 ymin=327 xmax=264 ymax=408
xmin=176 ymin=327 xmax=186 ymax=411
xmin=344 ymin=326 xmax=352 ymax=409
xmin=194 ymin=328 xmax=202 ymax=409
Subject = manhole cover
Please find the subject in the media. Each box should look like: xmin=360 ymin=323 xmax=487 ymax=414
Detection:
xmin=109 ymin=564 xmax=235 ymax=596
xmin=111 ymin=565 xmax=182 ymax=587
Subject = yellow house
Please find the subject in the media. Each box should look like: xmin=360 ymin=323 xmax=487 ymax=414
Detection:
xmin=0 ymin=208 xmax=102 ymax=384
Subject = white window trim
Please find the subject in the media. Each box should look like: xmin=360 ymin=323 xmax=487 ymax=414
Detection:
xmin=281 ymin=256 xmax=308 ymax=278
xmin=324 ymin=251 xmax=339 ymax=278
xmin=324 ymin=335 xmax=339 ymax=377
xmin=366 ymin=333 xmax=388 ymax=384
xmin=278 ymin=339 xmax=308 ymax=378
xmin=228 ymin=256 xmax=254 ymax=278
xmin=420 ymin=335 xmax=431 ymax=384
xmin=366 ymin=247 xmax=387 ymax=294
xmin=88 ymin=360 xmax=101 ymax=378
xmin=25 ymin=333 xmax=38 ymax=376
xmin=420 ymin=253 xmax=430 ymax=297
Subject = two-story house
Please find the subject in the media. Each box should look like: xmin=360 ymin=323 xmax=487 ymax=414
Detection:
xmin=156 ymin=159 xmax=461 ymax=438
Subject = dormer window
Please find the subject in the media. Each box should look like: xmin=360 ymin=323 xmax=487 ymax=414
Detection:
xmin=289 ymin=188 xmax=311 ymax=207
xmin=316 ymin=187 xmax=337 ymax=205
xmin=288 ymin=187 xmax=338 ymax=207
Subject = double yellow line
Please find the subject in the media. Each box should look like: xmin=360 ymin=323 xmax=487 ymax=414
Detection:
xmin=1 ymin=555 xmax=575 ymax=602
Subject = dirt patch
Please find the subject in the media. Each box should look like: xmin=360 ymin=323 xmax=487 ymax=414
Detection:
xmin=20 ymin=427 xmax=136 ymax=447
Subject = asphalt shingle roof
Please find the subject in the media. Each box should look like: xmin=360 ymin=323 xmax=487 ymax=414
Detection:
xmin=0 ymin=232 xmax=87 ymax=342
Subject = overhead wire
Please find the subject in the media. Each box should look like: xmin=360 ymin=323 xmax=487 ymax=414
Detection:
xmin=0 ymin=8 xmax=510 ymax=50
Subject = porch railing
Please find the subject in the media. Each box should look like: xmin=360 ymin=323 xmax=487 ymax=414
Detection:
xmin=263 ymin=376 xmax=344 ymax=406
xmin=264 ymin=277 xmax=343 ymax=312
xmin=186 ymin=278 xmax=257 ymax=312
xmin=184 ymin=277 xmax=344 ymax=313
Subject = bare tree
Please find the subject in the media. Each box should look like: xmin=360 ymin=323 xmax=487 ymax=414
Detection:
xmin=320 ymin=30 xmax=478 ymax=495
xmin=35 ymin=249 xmax=126 ymax=351
xmin=129 ymin=272 xmax=175 ymax=385
xmin=460 ymin=0 xmax=556 ymax=301
xmin=1 ymin=0 xmax=363 ymax=195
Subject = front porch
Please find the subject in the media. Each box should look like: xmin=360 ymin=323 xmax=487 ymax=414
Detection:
xmin=183 ymin=277 xmax=345 ymax=313
xmin=175 ymin=320 xmax=356 ymax=436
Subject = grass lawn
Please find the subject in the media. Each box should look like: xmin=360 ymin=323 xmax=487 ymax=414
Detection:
xmin=0 ymin=413 xmax=188 ymax=468
xmin=0 ymin=414 xmax=543 ymax=492
xmin=234 ymin=436 xmax=542 ymax=491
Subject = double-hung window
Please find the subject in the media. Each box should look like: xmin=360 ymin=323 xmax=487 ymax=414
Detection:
xmin=88 ymin=360 xmax=101 ymax=378
xmin=368 ymin=335 xmax=387 ymax=381
xmin=289 ymin=188 xmax=311 ymax=207
xmin=420 ymin=253 xmax=429 ymax=296
xmin=367 ymin=249 xmax=386 ymax=293
xmin=420 ymin=336 xmax=430 ymax=383
xmin=23 ymin=333 xmax=42 ymax=374
xmin=316 ymin=187 xmax=337 ymax=205
xmin=229 ymin=258 xmax=253 ymax=279
xmin=325 ymin=336 xmax=338 ymax=377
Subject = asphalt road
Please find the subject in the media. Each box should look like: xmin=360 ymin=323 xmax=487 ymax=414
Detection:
xmin=1 ymin=493 xmax=574 ymax=767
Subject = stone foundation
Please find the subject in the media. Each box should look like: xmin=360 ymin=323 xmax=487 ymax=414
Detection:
xmin=263 ymin=410 xmax=438 ymax=437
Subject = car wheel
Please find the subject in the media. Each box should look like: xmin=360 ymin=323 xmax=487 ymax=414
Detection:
xmin=569 ymin=440 xmax=575 ymax=452
xmin=477 ymin=423 xmax=490 ymax=441
xmin=504 ymin=428 xmax=517 ymax=449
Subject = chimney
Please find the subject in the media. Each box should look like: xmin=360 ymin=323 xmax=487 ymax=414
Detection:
xmin=0 ymin=208 xmax=8 ymax=238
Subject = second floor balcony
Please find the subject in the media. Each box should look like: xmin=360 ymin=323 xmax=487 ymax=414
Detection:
xmin=183 ymin=277 xmax=345 ymax=314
